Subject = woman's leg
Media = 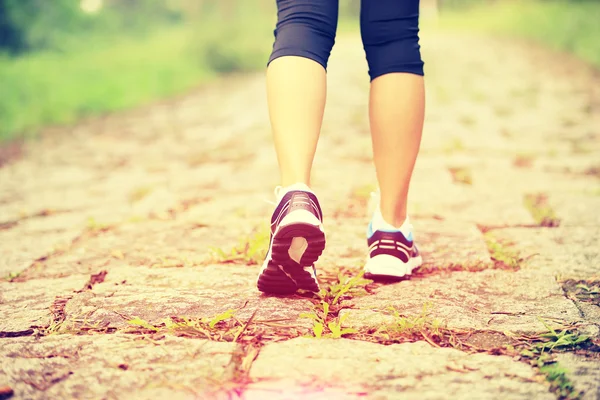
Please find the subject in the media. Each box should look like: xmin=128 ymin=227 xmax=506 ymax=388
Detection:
xmin=267 ymin=0 xmax=339 ymax=186
xmin=258 ymin=0 xmax=338 ymax=295
xmin=362 ymin=0 xmax=424 ymax=228
xmin=361 ymin=0 xmax=425 ymax=278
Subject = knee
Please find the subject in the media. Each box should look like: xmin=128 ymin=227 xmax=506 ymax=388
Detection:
xmin=269 ymin=0 xmax=338 ymax=70
xmin=361 ymin=6 xmax=424 ymax=80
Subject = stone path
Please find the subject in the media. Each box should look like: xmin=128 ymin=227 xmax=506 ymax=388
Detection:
xmin=1 ymin=31 xmax=599 ymax=400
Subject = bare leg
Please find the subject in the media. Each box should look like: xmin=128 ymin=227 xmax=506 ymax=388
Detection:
xmin=370 ymin=73 xmax=425 ymax=227
xmin=267 ymin=57 xmax=327 ymax=186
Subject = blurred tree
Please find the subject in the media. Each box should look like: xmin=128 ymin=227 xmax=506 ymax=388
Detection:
xmin=0 ymin=0 xmax=89 ymax=52
xmin=0 ymin=0 xmax=187 ymax=53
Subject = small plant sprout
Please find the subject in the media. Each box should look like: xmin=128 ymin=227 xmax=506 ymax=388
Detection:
xmin=210 ymin=227 xmax=269 ymax=264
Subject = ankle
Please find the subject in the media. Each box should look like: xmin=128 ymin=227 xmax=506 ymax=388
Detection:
xmin=379 ymin=205 xmax=408 ymax=228
xmin=276 ymin=182 xmax=313 ymax=202
xmin=372 ymin=206 xmax=412 ymax=237
xmin=280 ymin=173 xmax=310 ymax=188
xmin=381 ymin=213 xmax=407 ymax=228
xmin=280 ymin=182 xmax=312 ymax=192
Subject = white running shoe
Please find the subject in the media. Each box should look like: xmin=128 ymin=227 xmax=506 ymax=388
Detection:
xmin=364 ymin=220 xmax=423 ymax=280
xmin=257 ymin=187 xmax=325 ymax=294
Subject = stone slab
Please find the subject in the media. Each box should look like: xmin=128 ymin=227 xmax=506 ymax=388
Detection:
xmin=0 ymin=276 xmax=88 ymax=333
xmin=557 ymin=353 xmax=600 ymax=400
xmin=341 ymin=269 xmax=582 ymax=334
xmin=62 ymin=265 xmax=313 ymax=331
xmin=0 ymin=334 xmax=235 ymax=399
xmin=489 ymin=227 xmax=600 ymax=279
xmin=246 ymin=338 xmax=554 ymax=400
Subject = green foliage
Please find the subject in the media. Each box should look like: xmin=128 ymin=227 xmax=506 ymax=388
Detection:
xmin=522 ymin=317 xmax=590 ymax=356
xmin=209 ymin=226 xmax=270 ymax=265
xmin=319 ymin=271 xmax=373 ymax=306
xmin=524 ymin=193 xmax=561 ymax=227
xmin=327 ymin=314 xmax=358 ymax=339
xmin=0 ymin=1 xmax=273 ymax=141
xmin=515 ymin=318 xmax=590 ymax=398
xmin=438 ymin=1 xmax=600 ymax=68
xmin=0 ymin=0 xmax=184 ymax=53
xmin=128 ymin=316 xmax=159 ymax=332
xmin=562 ymin=279 xmax=600 ymax=306
xmin=195 ymin=19 xmax=271 ymax=74
xmin=126 ymin=309 xmax=243 ymax=341
xmin=300 ymin=302 xmax=357 ymax=339
xmin=539 ymin=363 xmax=582 ymax=400
xmin=3 ymin=271 xmax=21 ymax=281
xmin=484 ymin=234 xmax=521 ymax=269
xmin=378 ymin=302 xmax=444 ymax=338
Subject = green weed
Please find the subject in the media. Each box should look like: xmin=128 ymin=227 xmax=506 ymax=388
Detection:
xmin=524 ymin=193 xmax=561 ymax=227
xmin=300 ymin=302 xmax=357 ymax=339
xmin=4 ymin=271 xmax=22 ymax=281
xmin=299 ymin=271 xmax=370 ymax=339
xmin=377 ymin=303 xmax=444 ymax=339
xmin=483 ymin=234 xmax=521 ymax=269
xmin=562 ymin=279 xmax=600 ymax=306
xmin=209 ymin=227 xmax=269 ymax=265
xmin=516 ymin=318 xmax=590 ymax=400
xmin=526 ymin=318 xmax=590 ymax=356
xmin=320 ymin=271 xmax=373 ymax=306
xmin=540 ymin=363 xmax=582 ymax=400
xmin=128 ymin=316 xmax=159 ymax=332
xmin=126 ymin=309 xmax=244 ymax=341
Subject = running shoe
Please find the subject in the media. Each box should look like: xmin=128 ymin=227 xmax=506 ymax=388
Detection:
xmin=364 ymin=220 xmax=422 ymax=279
xmin=257 ymin=187 xmax=325 ymax=294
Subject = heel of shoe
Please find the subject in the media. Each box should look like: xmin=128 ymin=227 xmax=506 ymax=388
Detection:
xmin=272 ymin=223 xmax=325 ymax=266
xmin=257 ymin=260 xmax=320 ymax=294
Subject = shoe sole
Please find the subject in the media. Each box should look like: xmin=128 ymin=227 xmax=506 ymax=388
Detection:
xmin=364 ymin=255 xmax=423 ymax=281
xmin=257 ymin=222 xmax=325 ymax=295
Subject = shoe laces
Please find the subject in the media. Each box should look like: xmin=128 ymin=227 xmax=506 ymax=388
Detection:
xmin=263 ymin=186 xmax=283 ymax=206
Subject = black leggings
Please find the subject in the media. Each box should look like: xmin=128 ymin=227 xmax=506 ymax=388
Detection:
xmin=269 ymin=0 xmax=424 ymax=80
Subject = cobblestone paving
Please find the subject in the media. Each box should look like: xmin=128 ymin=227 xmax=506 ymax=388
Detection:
xmin=1 ymin=32 xmax=599 ymax=399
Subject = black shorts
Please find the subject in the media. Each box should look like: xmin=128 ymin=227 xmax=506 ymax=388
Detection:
xmin=269 ymin=0 xmax=424 ymax=80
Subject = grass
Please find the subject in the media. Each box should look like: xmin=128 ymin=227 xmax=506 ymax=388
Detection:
xmin=300 ymin=302 xmax=358 ymax=339
xmin=437 ymin=1 xmax=600 ymax=68
xmin=561 ymin=279 xmax=600 ymax=306
xmin=0 ymin=16 xmax=271 ymax=141
xmin=319 ymin=271 xmax=373 ymax=306
xmin=300 ymin=271 xmax=373 ymax=339
xmin=378 ymin=303 xmax=444 ymax=340
xmin=516 ymin=318 xmax=590 ymax=399
xmin=523 ymin=193 xmax=561 ymax=227
xmin=126 ymin=310 xmax=249 ymax=341
xmin=484 ymin=234 xmax=521 ymax=269
xmin=209 ymin=226 xmax=270 ymax=265
xmin=540 ymin=363 xmax=582 ymax=400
